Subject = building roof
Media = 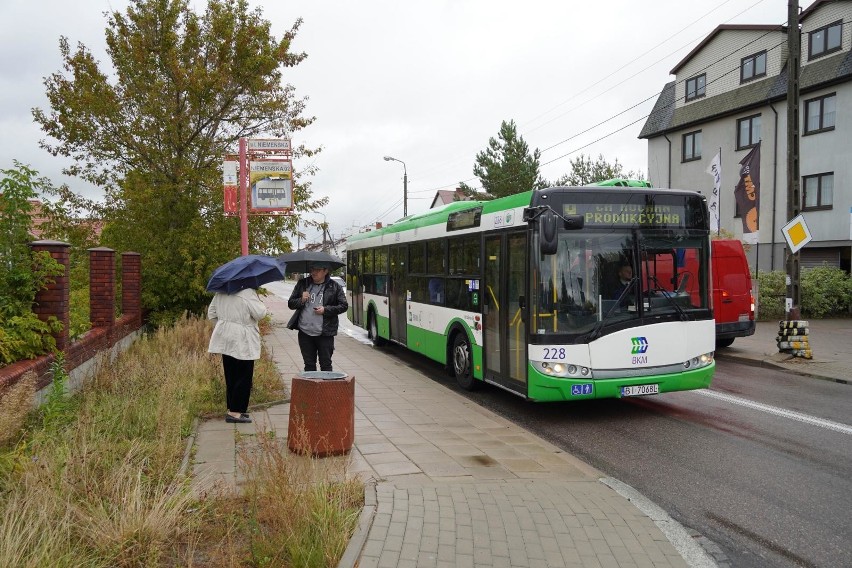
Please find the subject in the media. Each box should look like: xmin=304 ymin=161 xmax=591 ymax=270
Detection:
xmin=669 ymin=25 xmax=785 ymax=75
xmin=430 ymin=188 xmax=471 ymax=209
xmin=640 ymin=48 xmax=852 ymax=139
xmin=644 ymin=1 xmax=852 ymax=140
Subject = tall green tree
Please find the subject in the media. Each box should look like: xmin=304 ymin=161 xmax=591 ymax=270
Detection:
xmin=550 ymin=153 xmax=645 ymax=186
xmin=0 ymin=162 xmax=64 ymax=364
xmin=33 ymin=0 xmax=325 ymax=322
xmin=470 ymin=120 xmax=545 ymax=198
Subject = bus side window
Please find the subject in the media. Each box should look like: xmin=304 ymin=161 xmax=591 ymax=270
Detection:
xmin=428 ymin=278 xmax=444 ymax=304
xmin=374 ymin=275 xmax=387 ymax=295
xmin=445 ymin=279 xmax=472 ymax=311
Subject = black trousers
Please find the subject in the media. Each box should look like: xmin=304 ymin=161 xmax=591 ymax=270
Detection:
xmin=298 ymin=331 xmax=335 ymax=371
xmin=222 ymin=354 xmax=254 ymax=413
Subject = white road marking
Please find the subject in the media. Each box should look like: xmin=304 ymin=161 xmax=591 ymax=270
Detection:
xmin=696 ymin=389 xmax=852 ymax=435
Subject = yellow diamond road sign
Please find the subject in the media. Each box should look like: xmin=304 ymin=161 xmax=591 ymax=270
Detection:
xmin=781 ymin=214 xmax=812 ymax=254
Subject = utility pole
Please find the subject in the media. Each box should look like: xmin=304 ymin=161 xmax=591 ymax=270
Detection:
xmin=785 ymin=0 xmax=801 ymax=320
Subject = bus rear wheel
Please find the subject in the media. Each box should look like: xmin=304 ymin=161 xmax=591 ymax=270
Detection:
xmin=452 ymin=333 xmax=478 ymax=391
xmin=368 ymin=310 xmax=385 ymax=346
xmin=716 ymin=337 xmax=735 ymax=349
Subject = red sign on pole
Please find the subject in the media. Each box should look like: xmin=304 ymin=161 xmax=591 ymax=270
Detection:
xmin=224 ymin=186 xmax=238 ymax=215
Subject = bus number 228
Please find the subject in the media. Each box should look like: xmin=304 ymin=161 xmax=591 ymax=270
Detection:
xmin=543 ymin=348 xmax=566 ymax=360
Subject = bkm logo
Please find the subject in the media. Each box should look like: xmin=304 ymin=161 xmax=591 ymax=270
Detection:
xmin=631 ymin=337 xmax=649 ymax=354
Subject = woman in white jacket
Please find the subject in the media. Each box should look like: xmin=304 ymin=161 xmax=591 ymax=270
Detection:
xmin=207 ymin=288 xmax=268 ymax=423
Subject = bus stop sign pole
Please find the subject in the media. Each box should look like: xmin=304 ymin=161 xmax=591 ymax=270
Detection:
xmin=239 ymin=136 xmax=249 ymax=256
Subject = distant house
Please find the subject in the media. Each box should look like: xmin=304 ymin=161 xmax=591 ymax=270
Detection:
xmin=430 ymin=188 xmax=471 ymax=209
xmin=9 ymin=198 xmax=103 ymax=241
xmin=28 ymin=199 xmax=49 ymax=238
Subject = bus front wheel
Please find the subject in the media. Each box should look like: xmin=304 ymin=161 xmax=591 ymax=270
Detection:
xmin=368 ymin=310 xmax=386 ymax=346
xmin=451 ymin=333 xmax=478 ymax=391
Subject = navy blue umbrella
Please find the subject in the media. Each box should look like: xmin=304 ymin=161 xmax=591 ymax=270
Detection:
xmin=206 ymin=255 xmax=286 ymax=294
xmin=277 ymin=250 xmax=344 ymax=274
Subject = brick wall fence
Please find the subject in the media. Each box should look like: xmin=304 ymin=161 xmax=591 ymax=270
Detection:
xmin=0 ymin=241 xmax=144 ymax=395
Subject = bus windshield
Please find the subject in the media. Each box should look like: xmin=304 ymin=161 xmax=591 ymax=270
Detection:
xmin=531 ymin=227 xmax=710 ymax=338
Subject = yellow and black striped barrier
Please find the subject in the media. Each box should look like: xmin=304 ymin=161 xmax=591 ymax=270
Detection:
xmin=776 ymin=320 xmax=812 ymax=359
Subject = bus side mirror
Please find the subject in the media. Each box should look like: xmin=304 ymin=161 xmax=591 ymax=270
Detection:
xmin=540 ymin=211 xmax=558 ymax=255
xmin=563 ymin=214 xmax=584 ymax=230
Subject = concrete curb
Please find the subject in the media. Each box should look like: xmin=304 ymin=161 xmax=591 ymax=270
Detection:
xmin=601 ymin=477 xmax=721 ymax=568
xmin=336 ymin=480 xmax=377 ymax=568
xmin=715 ymin=352 xmax=851 ymax=385
xmin=179 ymin=417 xmax=199 ymax=478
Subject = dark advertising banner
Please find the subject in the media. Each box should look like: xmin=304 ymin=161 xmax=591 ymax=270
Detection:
xmin=734 ymin=141 xmax=760 ymax=243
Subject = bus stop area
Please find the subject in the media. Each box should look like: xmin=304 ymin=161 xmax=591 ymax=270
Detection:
xmin=191 ymin=287 xmax=850 ymax=568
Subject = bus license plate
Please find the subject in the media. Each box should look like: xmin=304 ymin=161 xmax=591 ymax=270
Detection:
xmin=622 ymin=384 xmax=659 ymax=397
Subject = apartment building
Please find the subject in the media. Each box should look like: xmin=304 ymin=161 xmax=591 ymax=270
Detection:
xmin=640 ymin=0 xmax=851 ymax=273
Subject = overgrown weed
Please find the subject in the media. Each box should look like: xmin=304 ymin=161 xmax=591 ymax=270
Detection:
xmin=240 ymin=422 xmax=363 ymax=567
xmin=0 ymin=315 xmax=360 ymax=567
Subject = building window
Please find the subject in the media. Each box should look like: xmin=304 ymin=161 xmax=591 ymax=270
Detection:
xmin=685 ymin=74 xmax=706 ymax=102
xmin=802 ymin=173 xmax=833 ymax=210
xmin=682 ymin=130 xmax=701 ymax=162
xmin=741 ymin=51 xmax=767 ymax=83
xmin=809 ymin=20 xmax=842 ymax=60
xmin=804 ymin=93 xmax=836 ymax=134
xmin=737 ymin=114 xmax=761 ymax=150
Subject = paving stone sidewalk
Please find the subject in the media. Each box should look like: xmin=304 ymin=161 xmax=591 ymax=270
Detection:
xmin=190 ymin=288 xmax=718 ymax=567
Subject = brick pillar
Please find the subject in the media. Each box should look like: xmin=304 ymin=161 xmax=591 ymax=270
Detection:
xmin=30 ymin=240 xmax=71 ymax=351
xmin=121 ymin=252 xmax=142 ymax=324
xmin=89 ymin=247 xmax=116 ymax=328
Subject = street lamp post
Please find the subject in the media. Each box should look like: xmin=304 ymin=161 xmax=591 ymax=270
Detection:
xmin=318 ymin=212 xmax=329 ymax=252
xmin=383 ymin=156 xmax=407 ymax=217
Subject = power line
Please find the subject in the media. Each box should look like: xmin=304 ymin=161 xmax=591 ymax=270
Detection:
xmin=351 ymin=2 xmax=790 ymax=226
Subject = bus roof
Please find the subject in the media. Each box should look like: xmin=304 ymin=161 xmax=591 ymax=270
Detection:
xmin=346 ymin=190 xmax=534 ymax=244
xmin=585 ymin=178 xmax=653 ymax=187
xmin=346 ymin=184 xmax=703 ymax=245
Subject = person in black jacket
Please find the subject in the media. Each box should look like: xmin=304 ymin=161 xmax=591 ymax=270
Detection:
xmin=286 ymin=262 xmax=348 ymax=371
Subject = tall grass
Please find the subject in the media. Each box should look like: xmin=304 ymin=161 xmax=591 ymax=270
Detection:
xmin=0 ymin=316 xmax=363 ymax=567
xmin=241 ymin=426 xmax=363 ymax=567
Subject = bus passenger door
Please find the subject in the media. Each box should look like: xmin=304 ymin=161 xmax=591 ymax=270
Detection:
xmin=483 ymin=232 xmax=528 ymax=395
xmin=347 ymin=251 xmax=362 ymax=327
xmin=389 ymin=245 xmax=407 ymax=344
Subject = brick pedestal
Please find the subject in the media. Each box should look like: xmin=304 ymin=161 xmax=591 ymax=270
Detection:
xmin=287 ymin=373 xmax=354 ymax=457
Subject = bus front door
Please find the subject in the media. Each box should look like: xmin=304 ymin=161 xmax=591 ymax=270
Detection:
xmin=483 ymin=232 xmax=528 ymax=395
xmin=389 ymin=245 xmax=407 ymax=345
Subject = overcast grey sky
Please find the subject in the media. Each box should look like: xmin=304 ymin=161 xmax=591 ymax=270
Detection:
xmin=1 ymin=0 xmax=793 ymax=245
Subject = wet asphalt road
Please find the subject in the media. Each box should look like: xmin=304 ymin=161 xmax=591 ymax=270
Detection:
xmin=378 ymin=341 xmax=852 ymax=568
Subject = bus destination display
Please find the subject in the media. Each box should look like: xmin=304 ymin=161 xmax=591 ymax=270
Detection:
xmin=563 ymin=202 xmax=686 ymax=226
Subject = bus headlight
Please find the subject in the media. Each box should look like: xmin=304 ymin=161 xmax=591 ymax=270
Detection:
xmin=683 ymin=351 xmax=714 ymax=369
xmin=537 ymin=361 xmax=592 ymax=378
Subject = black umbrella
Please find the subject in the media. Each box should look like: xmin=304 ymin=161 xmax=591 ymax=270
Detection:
xmin=206 ymin=255 xmax=286 ymax=294
xmin=277 ymin=250 xmax=345 ymax=274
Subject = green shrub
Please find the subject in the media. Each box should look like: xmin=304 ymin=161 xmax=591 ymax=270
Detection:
xmin=1 ymin=162 xmax=65 ymax=364
xmin=756 ymin=266 xmax=852 ymax=320
xmin=755 ymin=270 xmax=786 ymax=321
xmin=801 ymin=264 xmax=852 ymax=318
xmin=68 ymin=286 xmax=92 ymax=341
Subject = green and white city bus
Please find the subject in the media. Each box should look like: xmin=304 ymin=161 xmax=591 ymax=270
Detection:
xmin=344 ymin=186 xmax=715 ymax=402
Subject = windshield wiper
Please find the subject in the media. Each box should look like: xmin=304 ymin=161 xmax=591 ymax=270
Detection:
xmin=584 ymin=277 xmax=638 ymax=341
xmin=647 ymin=274 xmax=688 ymax=321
